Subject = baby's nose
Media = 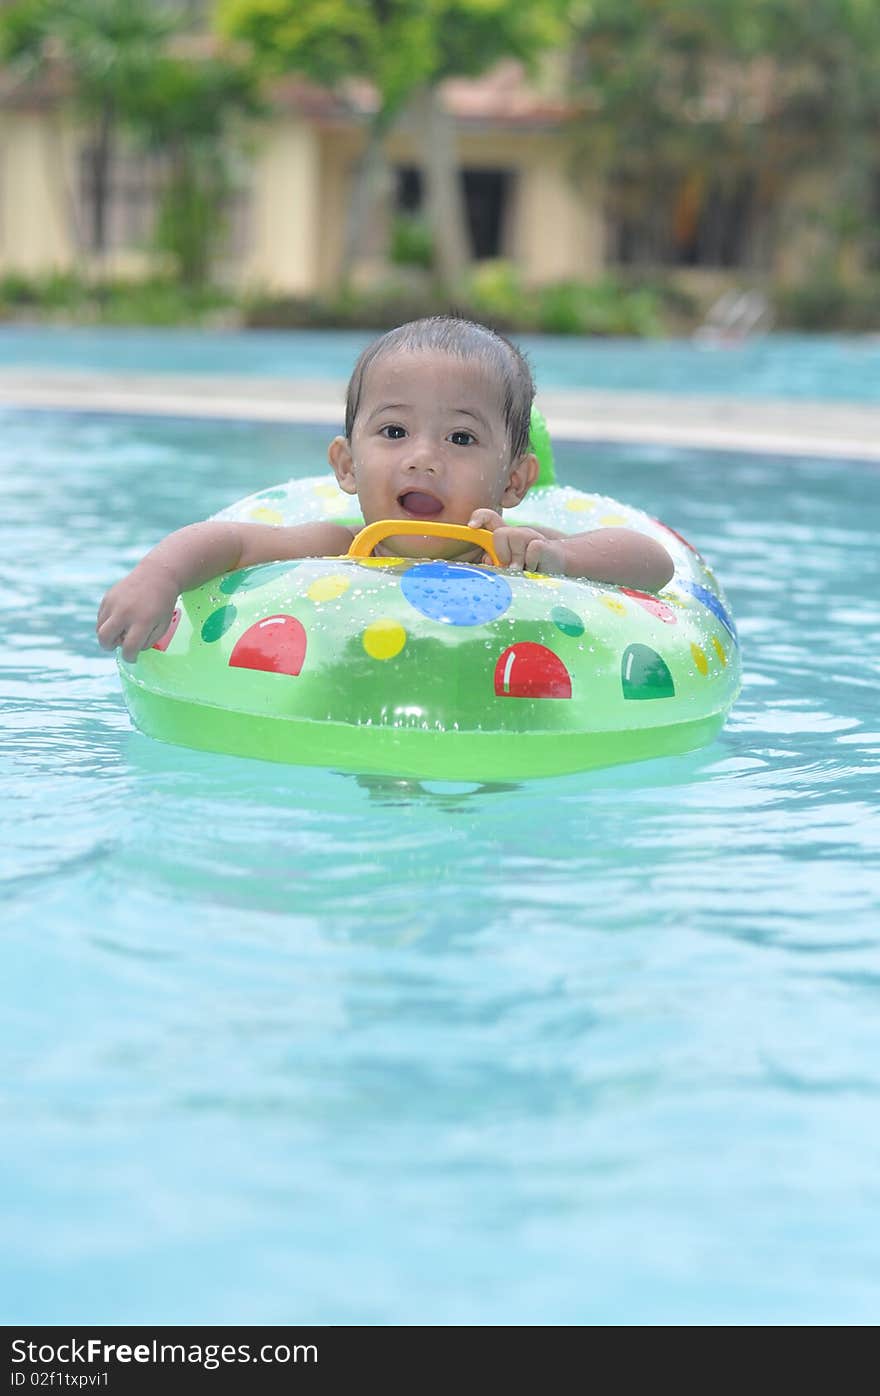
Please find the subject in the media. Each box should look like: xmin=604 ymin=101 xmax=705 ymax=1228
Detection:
xmin=403 ymin=440 xmax=437 ymax=472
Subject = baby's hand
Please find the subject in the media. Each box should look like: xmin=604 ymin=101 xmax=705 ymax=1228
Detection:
xmin=468 ymin=510 xmax=566 ymax=575
xmin=96 ymin=561 xmax=180 ymax=662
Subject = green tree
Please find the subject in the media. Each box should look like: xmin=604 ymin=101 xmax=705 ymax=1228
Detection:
xmin=755 ymin=0 xmax=880 ymax=278
xmin=217 ymin=0 xmax=574 ymax=286
xmin=0 ymin=0 xmax=177 ymax=261
xmin=571 ymin=0 xmax=880 ymax=277
xmin=411 ymin=1 xmax=573 ymax=288
xmin=0 ymin=0 xmax=263 ymax=284
xmin=125 ymin=54 xmax=264 ymax=284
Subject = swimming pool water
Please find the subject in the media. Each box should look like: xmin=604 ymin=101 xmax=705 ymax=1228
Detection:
xmin=3 ymin=324 xmax=880 ymax=402
xmin=3 ymin=408 xmax=879 ymax=1324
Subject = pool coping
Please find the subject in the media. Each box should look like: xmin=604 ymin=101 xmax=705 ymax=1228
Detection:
xmin=1 ymin=369 xmax=879 ymax=461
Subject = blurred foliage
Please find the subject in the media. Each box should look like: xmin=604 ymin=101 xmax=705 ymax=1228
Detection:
xmin=245 ymin=265 xmax=671 ymax=336
xmin=217 ymin=0 xmax=577 ymax=282
xmin=571 ymin=0 xmax=880 ymax=279
xmin=463 ymin=260 xmax=525 ymax=323
xmin=217 ymin=0 xmax=572 ymax=110
xmin=0 ymin=0 xmax=177 ymax=113
xmin=0 ymin=0 xmax=262 ymax=283
xmin=3 ymin=267 xmax=878 ymax=333
xmin=0 ymin=273 xmax=235 ymax=325
xmin=390 ymin=215 xmax=434 ymax=270
xmin=462 ymin=261 xmax=667 ymax=335
xmin=775 ymin=276 xmax=880 ymax=333
xmin=535 ymin=281 xmax=665 ymax=337
xmin=0 ymin=0 xmax=178 ymax=259
xmin=123 ymin=54 xmax=264 ymax=284
xmin=244 ymin=280 xmax=454 ymax=331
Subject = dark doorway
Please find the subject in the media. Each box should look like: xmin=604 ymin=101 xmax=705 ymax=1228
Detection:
xmin=396 ymin=166 xmax=512 ymax=258
xmin=462 ymin=169 xmax=511 ymax=258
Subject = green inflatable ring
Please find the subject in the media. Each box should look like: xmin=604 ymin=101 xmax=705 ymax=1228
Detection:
xmin=119 ymin=412 xmax=741 ymax=779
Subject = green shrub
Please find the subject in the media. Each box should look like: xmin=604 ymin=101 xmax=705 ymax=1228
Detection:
xmin=462 ymin=260 xmax=534 ymax=329
xmin=0 ymin=266 xmax=677 ymax=335
xmin=36 ymin=272 xmax=87 ymax=310
xmin=390 ymin=215 xmax=434 ymax=270
xmin=0 ymin=270 xmax=86 ymax=312
xmin=536 ymin=280 xmax=664 ymax=337
xmin=95 ymin=278 xmax=233 ymax=326
xmin=776 ymin=277 xmax=880 ymax=332
xmin=0 ymin=272 xmax=233 ymax=325
xmin=243 ymin=293 xmax=339 ymax=329
xmin=0 ymin=272 xmax=41 ymax=306
xmin=245 ymin=278 xmax=446 ymax=330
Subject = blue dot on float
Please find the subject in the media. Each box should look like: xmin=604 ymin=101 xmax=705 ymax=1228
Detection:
xmin=675 ymin=579 xmax=738 ymax=640
xmin=400 ymin=561 xmax=512 ymax=626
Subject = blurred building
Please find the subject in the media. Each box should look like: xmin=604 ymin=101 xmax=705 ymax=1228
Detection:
xmin=0 ymin=58 xmax=604 ymax=291
xmin=0 ymin=46 xmax=866 ymax=295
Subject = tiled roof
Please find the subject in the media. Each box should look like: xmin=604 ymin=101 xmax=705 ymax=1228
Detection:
xmin=0 ymin=50 xmax=572 ymax=129
xmin=273 ymin=60 xmax=573 ymax=129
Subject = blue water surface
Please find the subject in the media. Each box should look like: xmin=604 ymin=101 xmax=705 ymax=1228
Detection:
xmin=2 ymin=323 xmax=880 ymax=401
xmin=2 ymin=404 xmax=879 ymax=1325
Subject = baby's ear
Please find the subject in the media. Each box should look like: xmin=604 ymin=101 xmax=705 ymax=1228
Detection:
xmin=328 ymin=435 xmax=358 ymax=495
xmin=501 ymin=452 xmax=539 ymax=508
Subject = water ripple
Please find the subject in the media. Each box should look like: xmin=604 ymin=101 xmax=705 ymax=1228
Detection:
xmin=3 ymin=410 xmax=880 ymax=1325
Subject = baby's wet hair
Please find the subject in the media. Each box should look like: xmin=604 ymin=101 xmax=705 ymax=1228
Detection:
xmin=344 ymin=316 xmax=535 ymax=459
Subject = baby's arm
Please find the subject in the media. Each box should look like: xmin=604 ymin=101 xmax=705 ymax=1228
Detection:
xmin=542 ymin=527 xmax=674 ymax=591
xmin=469 ymin=511 xmax=674 ymax=592
xmin=97 ymin=520 xmax=355 ymax=660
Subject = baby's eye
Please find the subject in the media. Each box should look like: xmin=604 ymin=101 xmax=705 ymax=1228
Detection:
xmin=379 ymin=424 xmax=407 ymax=440
xmin=449 ymin=430 xmax=477 ymax=447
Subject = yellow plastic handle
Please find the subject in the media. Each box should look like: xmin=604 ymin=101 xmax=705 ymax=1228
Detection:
xmin=347 ymin=519 xmax=499 ymax=565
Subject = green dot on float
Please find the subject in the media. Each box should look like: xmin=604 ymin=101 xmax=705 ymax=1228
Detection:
xmin=551 ymin=605 xmax=584 ymax=637
xmin=201 ymin=605 xmax=238 ymax=642
xmin=621 ymin=643 xmax=675 ymax=700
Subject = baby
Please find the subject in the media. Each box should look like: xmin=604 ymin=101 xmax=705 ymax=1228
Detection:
xmin=97 ymin=316 xmax=674 ymax=661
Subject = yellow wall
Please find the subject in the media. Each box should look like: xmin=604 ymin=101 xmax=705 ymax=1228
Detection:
xmin=483 ymin=134 xmax=604 ymax=284
xmin=238 ymin=118 xmax=321 ymax=293
xmin=0 ymin=105 xmax=605 ymax=291
xmin=0 ymin=111 xmax=76 ymax=273
xmin=319 ymin=126 xmax=605 ymax=291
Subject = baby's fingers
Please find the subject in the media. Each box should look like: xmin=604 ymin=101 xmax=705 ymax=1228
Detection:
xmin=96 ymin=610 xmax=125 ymax=651
xmin=119 ymin=623 xmax=157 ymax=663
xmin=468 ymin=508 xmax=503 ymax=532
xmin=525 ymin=538 xmax=565 ymax=576
xmin=487 ymin=530 xmax=514 ymax=566
xmin=96 ymin=606 xmax=152 ymax=660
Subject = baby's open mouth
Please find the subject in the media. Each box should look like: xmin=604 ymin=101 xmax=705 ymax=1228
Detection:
xmin=398 ymin=490 xmax=444 ymax=518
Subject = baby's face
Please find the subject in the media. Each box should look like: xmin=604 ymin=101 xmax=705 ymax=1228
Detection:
xmin=330 ymin=350 xmax=528 ymax=558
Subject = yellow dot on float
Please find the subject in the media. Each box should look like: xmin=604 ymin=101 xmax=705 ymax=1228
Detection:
xmin=355 ymin=556 xmax=407 ymax=567
xmin=599 ymin=595 xmax=627 ymax=614
xmin=564 ymin=497 xmax=593 ymax=512
xmin=712 ymin=635 xmax=728 ymax=667
xmin=691 ymin=642 xmax=709 ymax=676
xmin=313 ymin=482 xmax=341 ymax=500
xmin=363 ymin=618 xmax=407 ymax=659
xmin=248 ymin=506 xmax=283 ymax=524
xmin=522 ymin=571 xmax=562 ymax=585
xmin=307 ymin=573 xmax=350 ymax=602
xmin=599 ymin=513 xmax=628 ymax=526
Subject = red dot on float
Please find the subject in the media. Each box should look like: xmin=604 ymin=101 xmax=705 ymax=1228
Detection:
xmin=494 ymin=642 xmax=572 ymax=699
xmin=229 ymin=615 xmax=307 ymax=675
xmin=620 ymin=588 xmax=678 ymax=624
xmin=653 ymin=518 xmax=699 ymax=555
xmin=152 ymin=607 xmax=181 ymax=651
